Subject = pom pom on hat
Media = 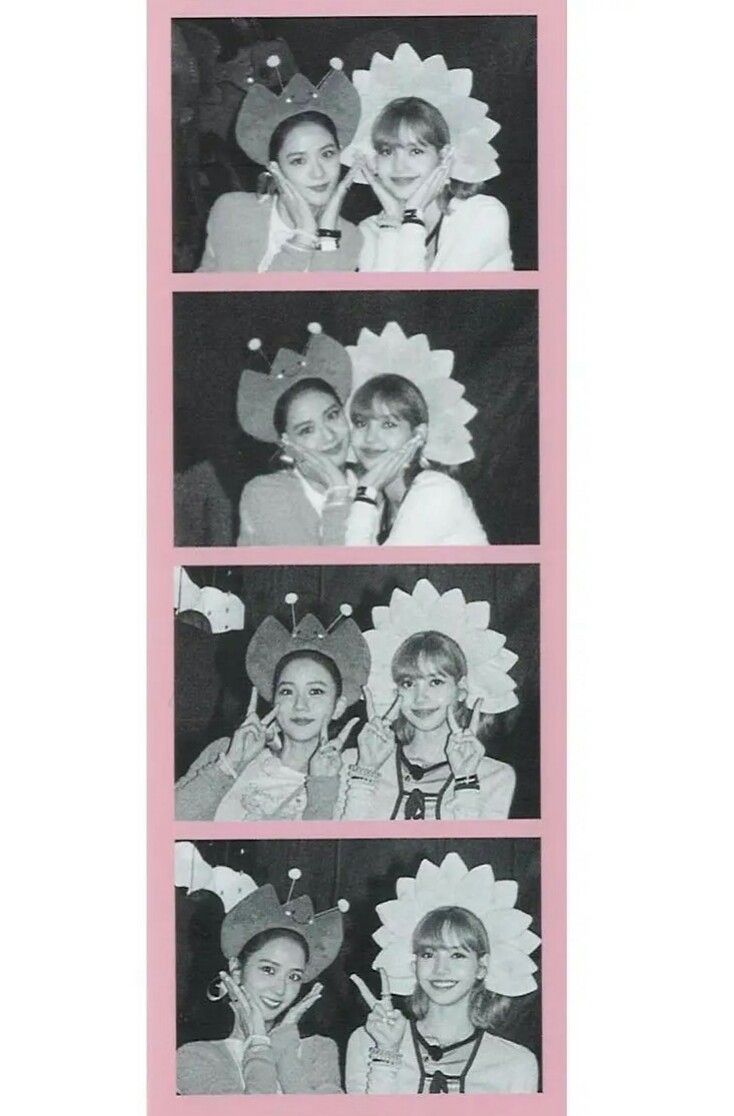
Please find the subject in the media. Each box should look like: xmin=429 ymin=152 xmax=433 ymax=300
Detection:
xmin=307 ymin=322 xmax=323 ymax=335
xmin=339 ymin=604 xmax=353 ymax=617
xmin=288 ymin=867 xmax=302 ymax=881
xmin=330 ymin=58 xmax=344 ymax=72
xmin=247 ymin=338 xmax=262 ymax=352
xmin=266 ymin=54 xmax=282 ymax=68
xmin=284 ymin=592 xmax=299 ymax=606
xmin=337 ymin=899 xmax=350 ymax=913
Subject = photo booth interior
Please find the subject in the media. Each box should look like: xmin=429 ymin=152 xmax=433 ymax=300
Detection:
xmin=175 ymin=837 xmax=542 ymax=1076
xmin=172 ymin=15 xmax=537 ymax=270
xmin=174 ymin=563 xmax=540 ymax=818
xmin=173 ymin=289 xmax=539 ymax=546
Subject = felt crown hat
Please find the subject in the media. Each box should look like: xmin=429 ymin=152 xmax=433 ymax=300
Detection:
xmin=237 ymin=324 xmax=353 ymax=446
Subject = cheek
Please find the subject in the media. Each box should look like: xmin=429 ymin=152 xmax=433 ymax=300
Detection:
xmin=284 ymin=981 xmax=301 ymax=1005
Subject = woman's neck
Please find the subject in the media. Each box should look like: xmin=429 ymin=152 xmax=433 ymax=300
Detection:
xmin=279 ymin=734 xmax=319 ymax=774
xmin=403 ymin=724 xmax=450 ymax=765
xmin=419 ymin=998 xmax=474 ymax=1045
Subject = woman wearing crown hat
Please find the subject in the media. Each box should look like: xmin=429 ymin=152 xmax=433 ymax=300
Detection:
xmin=341 ymin=45 xmax=513 ymax=272
xmin=175 ymin=592 xmax=370 ymax=822
xmin=345 ymin=853 xmax=539 ymax=1093
xmin=176 ymin=843 xmax=347 ymax=1094
xmin=343 ymin=322 xmax=489 ymax=546
xmin=235 ymin=322 xmax=431 ymax=547
xmin=337 ymin=579 xmax=518 ymax=821
xmin=197 ymin=58 xmax=363 ymax=272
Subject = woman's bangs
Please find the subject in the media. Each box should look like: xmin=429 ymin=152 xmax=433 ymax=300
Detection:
xmin=412 ymin=908 xmax=482 ymax=955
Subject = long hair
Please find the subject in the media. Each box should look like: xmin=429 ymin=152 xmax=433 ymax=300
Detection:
xmin=408 ymin=906 xmax=509 ymax=1031
xmin=372 ymin=97 xmax=485 ymax=206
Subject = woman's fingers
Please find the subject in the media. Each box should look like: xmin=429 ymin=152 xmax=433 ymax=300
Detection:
xmin=350 ymin=972 xmax=378 ymax=1010
xmin=336 ymin=717 xmax=360 ymax=746
xmin=446 ymin=704 xmax=460 ymax=735
xmin=247 ymin=688 xmax=258 ymax=716
xmin=363 ymin=686 xmax=375 ymax=722
xmin=261 ymin=707 xmax=279 ymax=727
xmin=469 ymin=696 xmax=484 ymax=734
xmin=378 ymin=967 xmax=393 ymax=1007
xmin=382 ymin=693 xmax=401 ymax=725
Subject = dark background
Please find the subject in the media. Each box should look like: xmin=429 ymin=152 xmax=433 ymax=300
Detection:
xmin=175 ymin=563 xmax=540 ymax=818
xmin=176 ymin=837 xmax=542 ymax=1080
xmin=174 ymin=289 xmax=539 ymax=546
xmin=172 ymin=16 xmax=538 ymax=270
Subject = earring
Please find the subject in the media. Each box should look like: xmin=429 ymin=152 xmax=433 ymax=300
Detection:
xmin=206 ymin=975 xmax=227 ymax=1002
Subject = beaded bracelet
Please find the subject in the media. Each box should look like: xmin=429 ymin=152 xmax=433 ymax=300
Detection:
xmin=454 ymin=774 xmax=481 ymax=791
xmin=349 ymin=764 xmax=380 ymax=786
xmin=370 ymin=1046 xmax=402 ymax=1067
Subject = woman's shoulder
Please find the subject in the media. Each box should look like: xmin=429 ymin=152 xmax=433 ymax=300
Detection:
xmin=177 ymin=1040 xmax=237 ymax=1093
xmin=450 ymin=193 xmax=509 ymax=219
xmin=410 ymin=470 xmax=467 ymax=498
xmin=300 ymin=1034 xmax=339 ymax=1058
xmin=240 ymin=472 xmax=298 ymax=500
xmin=479 ymin=1031 xmax=538 ymax=1072
xmin=209 ymin=191 xmax=267 ymax=221
xmin=478 ymin=754 xmax=516 ymax=781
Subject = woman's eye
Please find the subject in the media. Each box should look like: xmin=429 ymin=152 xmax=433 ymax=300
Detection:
xmin=399 ymin=679 xmax=413 ymax=690
xmin=352 ymin=417 xmax=365 ymax=428
xmin=420 ymin=950 xmax=434 ymax=959
xmin=381 ymin=419 xmax=397 ymax=429
xmin=277 ymin=687 xmax=293 ymax=697
xmin=322 ymin=148 xmax=337 ymax=159
xmin=289 ymin=973 xmax=303 ymax=983
xmin=309 ymin=687 xmax=326 ymax=696
xmin=377 ymin=146 xmax=391 ymax=157
xmin=260 ymin=965 xmax=275 ymax=975
xmin=326 ymin=408 xmax=341 ymax=421
xmin=288 ymin=157 xmax=305 ymax=167
xmin=429 ymin=678 xmax=445 ymax=688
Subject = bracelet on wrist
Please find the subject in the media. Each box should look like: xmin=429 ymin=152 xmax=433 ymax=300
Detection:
xmin=355 ymin=484 xmax=378 ymax=506
xmin=242 ymin=1034 xmax=272 ymax=1054
xmin=402 ymin=207 xmax=426 ymax=228
xmin=349 ymin=764 xmax=380 ymax=786
xmin=453 ymin=774 xmax=480 ymax=791
xmin=317 ymin=228 xmax=341 ymax=240
xmin=370 ymin=1046 xmax=402 ymax=1067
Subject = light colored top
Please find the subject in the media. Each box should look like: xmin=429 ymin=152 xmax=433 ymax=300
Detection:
xmin=346 ymin=1022 xmax=538 ymax=1094
xmin=358 ymin=195 xmax=513 ymax=273
xmin=238 ymin=471 xmax=351 ymax=547
xmin=338 ymin=748 xmax=515 ymax=820
xmin=345 ymin=470 xmax=488 ymax=547
xmin=197 ymin=192 xmax=362 ymax=273
xmin=178 ymin=1027 xmax=341 ymax=1095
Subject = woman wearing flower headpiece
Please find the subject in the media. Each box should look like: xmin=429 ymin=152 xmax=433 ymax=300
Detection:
xmin=345 ymin=853 xmax=539 ymax=1094
xmin=197 ymin=60 xmax=362 ymax=272
xmin=338 ymin=579 xmax=518 ymax=821
xmin=344 ymin=323 xmax=488 ymax=546
xmin=343 ymin=45 xmax=512 ymax=273
xmin=175 ymin=595 xmax=370 ymax=822
xmin=176 ymin=844 xmax=346 ymax=1094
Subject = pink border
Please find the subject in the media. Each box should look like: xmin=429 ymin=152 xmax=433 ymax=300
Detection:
xmin=149 ymin=1 xmax=565 ymax=1112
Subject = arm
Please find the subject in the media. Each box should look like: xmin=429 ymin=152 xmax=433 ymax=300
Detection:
xmin=237 ymin=480 xmax=269 ymax=546
xmin=339 ymin=761 xmax=381 ymax=819
xmin=448 ymin=758 xmax=516 ymax=820
xmin=344 ymin=498 xmax=380 ymax=546
xmin=507 ymin=1047 xmax=539 ymax=1093
xmin=174 ymin=738 xmax=234 ymax=821
xmin=268 ymin=221 xmax=362 ymax=273
xmin=346 ymin=1026 xmax=402 ymax=1095
xmin=384 ymin=474 xmax=488 ymax=547
xmin=434 ymin=196 xmax=513 ymax=271
xmin=320 ymin=485 xmax=352 ymax=545
xmin=303 ymin=774 xmax=341 ymax=820
xmin=275 ymin=1033 xmax=342 ymax=1094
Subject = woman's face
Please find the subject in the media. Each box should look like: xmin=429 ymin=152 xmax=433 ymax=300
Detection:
xmin=351 ymin=399 xmax=423 ymax=468
xmin=284 ymin=389 xmax=350 ymax=468
xmin=274 ymin=657 xmax=345 ymax=742
xmin=276 ymin=121 xmax=341 ymax=208
xmin=240 ymin=936 xmax=307 ymax=1022
xmin=374 ymin=123 xmax=442 ymax=201
xmin=396 ymin=657 xmax=465 ymax=732
xmin=414 ymin=931 xmax=486 ymax=1008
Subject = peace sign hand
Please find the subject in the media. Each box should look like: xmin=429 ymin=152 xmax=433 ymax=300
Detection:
xmin=350 ymin=968 xmax=406 ymax=1052
xmin=309 ymin=719 xmax=359 ymax=778
xmin=272 ymin=982 xmax=323 ymax=1032
xmin=219 ymin=970 xmax=267 ymax=1039
xmin=446 ymin=698 xmax=485 ymax=780
xmin=225 ymin=689 xmax=281 ymax=775
xmin=356 ymin=688 xmax=400 ymax=771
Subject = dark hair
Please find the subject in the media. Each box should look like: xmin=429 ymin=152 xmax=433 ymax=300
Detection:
xmin=272 ymin=377 xmax=344 ymax=437
xmin=349 ymin=373 xmax=429 ymax=431
xmin=269 ymin=110 xmax=340 ymax=163
xmin=408 ymin=906 xmax=509 ymax=1031
xmin=238 ymin=926 xmax=310 ymax=968
xmin=273 ymin=648 xmax=344 ymax=699
xmin=372 ymin=96 xmax=484 ymax=202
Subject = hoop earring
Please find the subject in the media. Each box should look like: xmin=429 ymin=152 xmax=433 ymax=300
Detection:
xmin=206 ymin=976 xmax=227 ymax=1003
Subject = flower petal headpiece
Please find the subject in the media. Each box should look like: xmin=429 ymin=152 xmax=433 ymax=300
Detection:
xmin=364 ymin=578 xmax=518 ymax=715
xmin=343 ymin=43 xmax=501 ymax=184
xmin=236 ymin=63 xmax=361 ymax=168
xmin=347 ymin=322 xmax=476 ymax=465
xmin=175 ymin=842 xmax=349 ymax=983
xmin=237 ymin=323 xmax=353 ymax=445
xmin=174 ymin=568 xmax=245 ymax=634
xmin=373 ymin=852 xmax=540 ymax=997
